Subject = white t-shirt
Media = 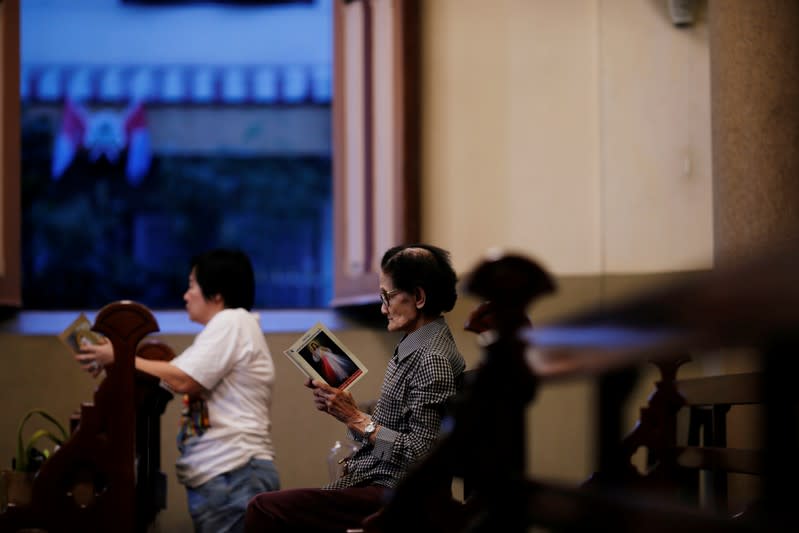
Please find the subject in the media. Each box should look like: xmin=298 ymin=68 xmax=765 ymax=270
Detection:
xmin=170 ymin=308 xmax=276 ymax=488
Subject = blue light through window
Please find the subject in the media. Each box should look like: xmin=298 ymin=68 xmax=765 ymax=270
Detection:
xmin=21 ymin=0 xmax=333 ymax=309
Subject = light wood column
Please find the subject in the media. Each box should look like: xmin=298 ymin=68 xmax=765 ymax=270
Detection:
xmin=709 ymin=1 xmax=799 ymax=261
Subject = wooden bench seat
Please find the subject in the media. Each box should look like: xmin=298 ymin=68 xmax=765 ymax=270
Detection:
xmin=596 ymin=363 xmax=766 ymax=518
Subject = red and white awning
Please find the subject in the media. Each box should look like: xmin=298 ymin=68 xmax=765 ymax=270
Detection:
xmin=21 ymin=63 xmax=331 ymax=105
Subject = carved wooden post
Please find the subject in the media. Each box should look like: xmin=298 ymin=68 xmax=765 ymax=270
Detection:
xmin=461 ymin=253 xmax=556 ymax=532
xmin=28 ymin=301 xmax=160 ymax=533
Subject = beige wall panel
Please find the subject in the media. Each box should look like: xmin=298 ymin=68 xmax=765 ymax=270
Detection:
xmin=528 ymin=379 xmax=593 ymax=483
xmin=422 ymin=0 xmax=713 ymax=276
xmin=421 ymin=0 xmax=510 ymax=274
xmin=599 ymin=0 xmax=713 ymax=273
xmin=422 ymin=0 xmax=602 ymax=276
xmin=506 ymin=0 xmax=601 ymax=276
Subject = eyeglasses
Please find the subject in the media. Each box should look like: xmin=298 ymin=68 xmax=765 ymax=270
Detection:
xmin=379 ymin=289 xmax=401 ymax=307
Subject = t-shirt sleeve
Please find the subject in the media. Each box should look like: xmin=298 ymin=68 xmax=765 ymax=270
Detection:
xmin=170 ymin=312 xmax=240 ymax=391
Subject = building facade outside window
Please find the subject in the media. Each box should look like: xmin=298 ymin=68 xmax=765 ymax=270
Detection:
xmin=21 ymin=0 xmax=333 ymax=310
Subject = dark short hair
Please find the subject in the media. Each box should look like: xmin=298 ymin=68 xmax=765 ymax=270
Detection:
xmin=191 ymin=249 xmax=255 ymax=310
xmin=380 ymin=243 xmax=457 ymax=317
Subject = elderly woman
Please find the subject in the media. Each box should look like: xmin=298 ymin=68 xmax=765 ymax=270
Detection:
xmin=245 ymin=243 xmax=465 ymax=532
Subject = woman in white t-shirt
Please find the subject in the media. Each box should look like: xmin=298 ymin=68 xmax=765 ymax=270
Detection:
xmin=78 ymin=249 xmax=280 ymax=533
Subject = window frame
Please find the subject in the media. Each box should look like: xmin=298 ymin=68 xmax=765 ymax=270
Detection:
xmin=0 ymin=0 xmax=21 ymax=307
xmin=331 ymin=0 xmax=420 ymax=306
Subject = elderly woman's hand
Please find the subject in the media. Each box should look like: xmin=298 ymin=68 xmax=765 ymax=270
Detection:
xmin=305 ymin=378 xmax=364 ymax=425
xmin=75 ymin=338 xmax=114 ymax=378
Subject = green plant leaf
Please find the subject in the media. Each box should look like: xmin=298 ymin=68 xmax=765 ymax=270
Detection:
xmin=15 ymin=409 xmax=68 ymax=472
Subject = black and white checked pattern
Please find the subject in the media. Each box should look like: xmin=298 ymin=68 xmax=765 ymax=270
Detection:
xmin=326 ymin=317 xmax=465 ymax=490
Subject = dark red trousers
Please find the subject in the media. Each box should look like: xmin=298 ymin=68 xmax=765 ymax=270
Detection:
xmin=244 ymin=485 xmax=388 ymax=533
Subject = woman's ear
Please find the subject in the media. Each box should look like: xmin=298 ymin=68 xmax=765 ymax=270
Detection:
xmin=414 ymin=287 xmax=427 ymax=309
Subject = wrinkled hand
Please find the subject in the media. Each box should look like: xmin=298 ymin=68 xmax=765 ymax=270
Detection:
xmin=305 ymin=378 xmax=362 ymax=425
xmin=75 ymin=338 xmax=114 ymax=378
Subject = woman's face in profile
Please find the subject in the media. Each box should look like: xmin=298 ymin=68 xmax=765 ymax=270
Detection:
xmin=184 ymin=269 xmax=215 ymax=325
xmin=379 ymin=271 xmax=424 ymax=334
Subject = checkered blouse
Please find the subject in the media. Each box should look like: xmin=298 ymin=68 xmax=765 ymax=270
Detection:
xmin=325 ymin=317 xmax=465 ymax=490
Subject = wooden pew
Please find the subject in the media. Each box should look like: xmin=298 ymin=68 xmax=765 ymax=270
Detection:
xmin=675 ymin=370 xmax=763 ymax=514
xmin=367 ymin=246 xmax=798 ymax=533
xmin=0 ymin=301 xmax=174 ymax=533
xmin=585 ymin=360 xmax=764 ymax=520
